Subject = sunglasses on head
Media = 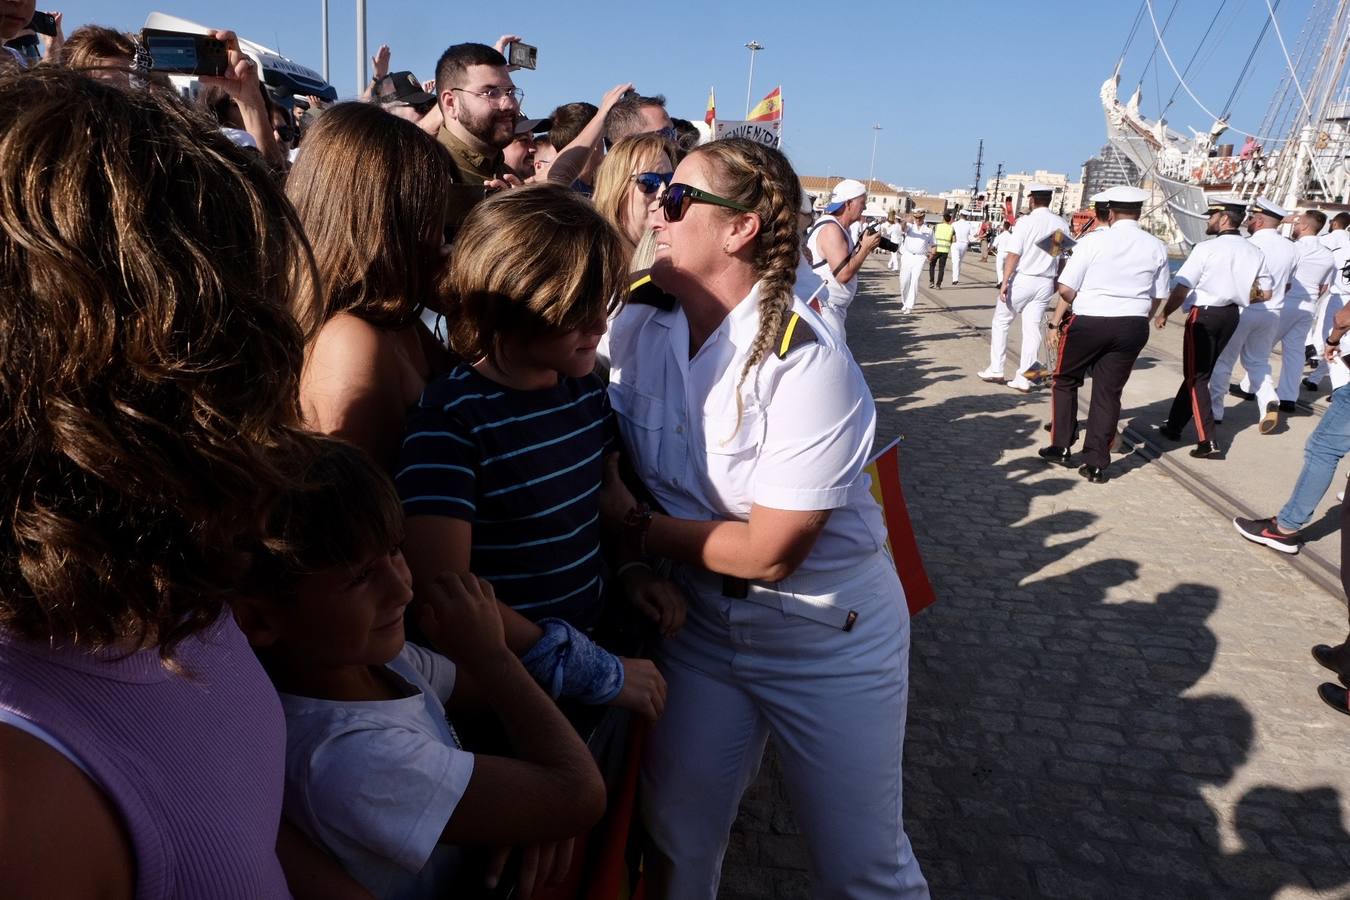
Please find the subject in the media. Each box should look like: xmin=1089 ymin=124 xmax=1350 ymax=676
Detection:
xmin=631 ymin=171 xmax=673 ymax=194
xmin=659 ymin=183 xmax=753 ymax=223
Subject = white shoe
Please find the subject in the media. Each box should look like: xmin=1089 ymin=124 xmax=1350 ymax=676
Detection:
xmin=1007 ymin=376 xmax=1035 ymax=393
xmin=977 ymin=368 xmax=1005 ymax=383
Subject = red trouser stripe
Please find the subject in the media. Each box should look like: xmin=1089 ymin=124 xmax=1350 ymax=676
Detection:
xmin=1185 ymin=307 xmax=1208 ymax=442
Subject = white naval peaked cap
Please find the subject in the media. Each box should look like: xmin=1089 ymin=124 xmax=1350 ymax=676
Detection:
xmin=1102 ymin=186 xmax=1150 ymax=205
xmin=1089 ymin=190 xmax=1111 ymax=204
xmin=1027 ymin=182 xmax=1056 ymax=194
xmin=958 ymin=208 xmax=972 ymax=216
xmin=1250 ymin=196 xmax=1289 ymax=219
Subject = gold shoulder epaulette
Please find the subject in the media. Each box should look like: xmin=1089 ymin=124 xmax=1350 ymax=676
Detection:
xmin=774 ymin=311 xmax=819 ymax=359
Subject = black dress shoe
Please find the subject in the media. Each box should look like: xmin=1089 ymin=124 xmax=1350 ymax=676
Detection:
xmin=1303 ymin=378 xmax=1321 ymax=392
xmin=1313 ymin=644 xmax=1350 ymax=688
xmin=1279 ymin=400 xmax=1298 ymax=413
xmin=1078 ymin=463 xmax=1107 ymax=483
xmin=1228 ymin=384 xmax=1256 ymax=401
xmin=1190 ymin=440 xmax=1221 ymax=458
xmin=1157 ymin=423 xmax=1182 ymax=442
xmin=1038 ymin=446 xmax=1073 ymax=467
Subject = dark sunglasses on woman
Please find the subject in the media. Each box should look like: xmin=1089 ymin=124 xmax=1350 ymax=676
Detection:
xmin=632 ymin=171 xmax=673 ymax=195
xmin=659 ymin=182 xmax=753 ymax=222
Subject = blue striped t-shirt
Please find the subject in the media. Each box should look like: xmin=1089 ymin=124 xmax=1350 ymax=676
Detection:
xmin=397 ymin=364 xmax=617 ymax=628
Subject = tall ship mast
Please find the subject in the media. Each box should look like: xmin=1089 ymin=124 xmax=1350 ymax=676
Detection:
xmin=1102 ymin=0 xmax=1350 ymax=251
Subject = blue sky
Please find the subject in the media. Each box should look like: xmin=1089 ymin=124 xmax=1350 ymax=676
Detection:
xmin=55 ymin=0 xmax=1319 ymax=191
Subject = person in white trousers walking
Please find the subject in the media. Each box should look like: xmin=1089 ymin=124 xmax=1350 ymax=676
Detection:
xmin=979 ymin=184 xmax=1071 ymax=391
xmin=897 ymin=208 xmax=934 ymax=313
xmin=950 ymin=208 xmax=975 ymax=284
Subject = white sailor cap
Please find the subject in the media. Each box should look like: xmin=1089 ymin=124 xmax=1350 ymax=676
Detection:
xmin=958 ymin=208 xmax=972 ymax=217
xmin=1249 ymin=196 xmax=1289 ymax=220
xmin=1102 ymin=186 xmax=1149 ymax=207
xmin=1027 ymin=182 xmax=1056 ymax=194
xmin=1206 ymin=195 xmax=1247 ymax=219
xmin=1089 ymin=190 xmax=1111 ymax=205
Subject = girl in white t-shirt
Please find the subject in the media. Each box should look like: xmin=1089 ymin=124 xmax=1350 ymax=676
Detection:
xmin=234 ymin=438 xmax=605 ymax=900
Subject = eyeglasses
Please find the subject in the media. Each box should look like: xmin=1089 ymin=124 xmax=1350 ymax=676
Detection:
xmin=631 ymin=171 xmax=673 ymax=195
xmin=659 ymin=183 xmax=753 ymax=222
xmin=450 ymin=85 xmax=524 ymax=107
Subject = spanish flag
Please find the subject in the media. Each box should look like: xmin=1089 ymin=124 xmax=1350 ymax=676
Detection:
xmin=704 ymin=87 xmax=715 ymax=126
xmin=747 ymin=85 xmax=782 ymax=122
xmin=865 ymin=437 xmax=937 ymax=616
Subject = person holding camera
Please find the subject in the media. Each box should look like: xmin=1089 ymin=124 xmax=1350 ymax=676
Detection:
xmin=805 ymin=178 xmax=882 ymax=342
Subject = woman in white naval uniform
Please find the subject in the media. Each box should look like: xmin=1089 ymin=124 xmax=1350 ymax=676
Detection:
xmin=600 ymin=138 xmax=928 ymax=900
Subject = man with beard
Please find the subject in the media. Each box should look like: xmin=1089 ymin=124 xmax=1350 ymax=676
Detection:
xmin=434 ymin=42 xmax=525 ymax=235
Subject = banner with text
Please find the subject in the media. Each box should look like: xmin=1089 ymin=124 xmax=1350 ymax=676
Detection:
xmin=713 ymin=118 xmax=781 ymax=147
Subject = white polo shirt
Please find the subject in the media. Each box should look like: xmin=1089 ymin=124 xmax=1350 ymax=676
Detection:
xmin=952 ymin=219 xmax=976 ymax=247
xmin=1005 ymin=206 xmax=1073 ymax=278
xmin=606 ymin=281 xmax=887 ymax=574
xmin=1056 ymin=220 xmax=1169 ymax=318
xmin=1247 ymin=227 xmax=1298 ymax=311
xmin=1287 ymin=235 xmax=1337 ymax=314
xmin=1173 ymin=233 xmax=1274 ymax=309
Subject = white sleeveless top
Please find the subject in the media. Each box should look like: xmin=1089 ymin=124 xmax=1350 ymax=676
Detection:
xmin=805 ymin=215 xmax=858 ymax=340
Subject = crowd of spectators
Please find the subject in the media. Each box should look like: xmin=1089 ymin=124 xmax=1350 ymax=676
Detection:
xmin=0 ymin=6 xmax=927 ymax=900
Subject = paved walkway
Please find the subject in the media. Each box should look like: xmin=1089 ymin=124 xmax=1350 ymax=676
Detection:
xmin=721 ymin=255 xmax=1350 ymax=900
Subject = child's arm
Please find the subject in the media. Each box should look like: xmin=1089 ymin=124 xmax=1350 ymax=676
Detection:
xmin=418 ymin=573 xmax=607 ymax=844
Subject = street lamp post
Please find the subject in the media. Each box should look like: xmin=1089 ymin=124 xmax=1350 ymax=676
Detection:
xmin=320 ymin=0 xmax=329 ymax=83
xmin=868 ymin=123 xmax=883 ymax=186
xmin=744 ymin=41 xmax=763 ymax=118
xmin=355 ymin=0 xmax=367 ymax=97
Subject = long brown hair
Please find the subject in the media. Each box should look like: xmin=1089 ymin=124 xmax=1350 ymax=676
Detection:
xmin=687 ymin=138 xmax=803 ymax=427
xmin=0 ymin=67 xmax=315 ymax=658
xmin=286 ymin=102 xmax=455 ymax=341
xmin=446 ymin=183 xmax=629 ymax=363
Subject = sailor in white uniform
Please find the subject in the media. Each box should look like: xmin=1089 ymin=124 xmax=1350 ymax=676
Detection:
xmin=1210 ymin=197 xmax=1297 ymax=434
xmin=950 ymin=208 xmax=976 ymax=284
xmin=978 ymin=183 xmax=1071 ymax=391
xmin=896 ymin=208 xmax=934 ymax=313
xmin=1038 ymin=187 xmax=1168 ymax=482
xmin=886 ymin=213 xmax=903 ymax=271
xmin=1264 ymin=209 xmax=1336 ymax=411
xmin=1308 ymin=212 xmax=1350 ymax=391
xmin=1156 ymin=198 xmax=1275 ymax=458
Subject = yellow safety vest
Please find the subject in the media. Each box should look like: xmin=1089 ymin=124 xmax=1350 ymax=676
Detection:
xmin=933 ymin=223 xmax=955 ymax=253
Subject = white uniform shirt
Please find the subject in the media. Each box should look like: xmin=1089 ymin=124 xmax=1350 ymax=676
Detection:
xmin=952 ymin=219 xmax=976 ymax=248
xmin=1173 ymin=233 xmax=1274 ymax=309
xmin=1005 ymin=206 xmax=1074 ymax=278
xmin=605 ymin=282 xmax=888 ymax=574
xmin=899 ymin=222 xmax=934 ymax=255
xmin=805 ymin=215 xmax=858 ymax=318
xmin=1320 ymin=229 xmax=1350 ymax=295
xmin=1287 ymin=235 xmax=1336 ymax=314
xmin=1247 ymin=227 xmax=1298 ymax=311
xmin=1055 ymin=220 xmax=1169 ymax=318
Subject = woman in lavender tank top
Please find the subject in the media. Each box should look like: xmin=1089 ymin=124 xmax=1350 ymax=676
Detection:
xmin=0 ymin=66 xmax=360 ymax=898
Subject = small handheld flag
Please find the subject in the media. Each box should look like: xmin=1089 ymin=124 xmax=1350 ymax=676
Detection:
xmin=864 ymin=437 xmax=936 ymax=616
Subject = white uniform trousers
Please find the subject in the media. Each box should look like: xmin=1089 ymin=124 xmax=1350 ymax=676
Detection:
xmin=1211 ymin=304 xmax=1279 ymax=418
xmin=887 ymin=251 xmax=899 ymax=271
xmin=1242 ymin=304 xmax=1314 ymax=403
xmin=898 ymin=252 xmax=926 ymax=312
xmin=1309 ymin=292 xmax=1346 ymax=387
xmin=640 ymin=552 xmax=929 ymax=900
xmin=950 ymin=243 xmax=967 ymax=283
xmin=988 ymin=274 xmax=1054 ymax=377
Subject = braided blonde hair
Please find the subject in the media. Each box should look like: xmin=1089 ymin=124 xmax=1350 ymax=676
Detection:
xmin=688 ymin=138 xmax=803 ymax=435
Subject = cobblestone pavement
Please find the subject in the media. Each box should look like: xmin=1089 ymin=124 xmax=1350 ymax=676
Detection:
xmin=721 ymin=259 xmax=1350 ymax=900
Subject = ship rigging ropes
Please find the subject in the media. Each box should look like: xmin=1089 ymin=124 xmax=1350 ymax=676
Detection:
xmin=1142 ymin=0 xmax=1293 ymax=143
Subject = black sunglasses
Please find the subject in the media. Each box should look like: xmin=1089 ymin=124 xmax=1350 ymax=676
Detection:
xmin=632 ymin=171 xmax=673 ymax=195
xmin=660 ymin=183 xmax=753 ymax=222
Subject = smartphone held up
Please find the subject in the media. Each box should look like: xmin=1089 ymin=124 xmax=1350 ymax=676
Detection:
xmin=507 ymin=41 xmax=537 ymax=71
xmin=140 ymin=28 xmax=229 ymax=77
